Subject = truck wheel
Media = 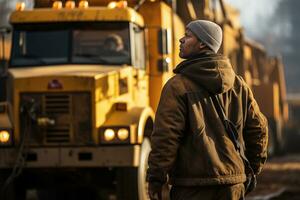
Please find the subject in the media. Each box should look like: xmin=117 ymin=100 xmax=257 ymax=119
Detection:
xmin=117 ymin=139 xmax=150 ymax=200
xmin=138 ymin=138 xmax=151 ymax=200
xmin=138 ymin=139 xmax=170 ymax=200
xmin=117 ymin=138 xmax=169 ymax=200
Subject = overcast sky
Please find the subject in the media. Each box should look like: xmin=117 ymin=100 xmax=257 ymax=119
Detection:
xmin=225 ymin=0 xmax=282 ymax=34
xmin=225 ymin=0 xmax=289 ymax=50
xmin=225 ymin=0 xmax=299 ymax=93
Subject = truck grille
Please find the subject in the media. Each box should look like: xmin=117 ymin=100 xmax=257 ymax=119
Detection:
xmin=45 ymin=94 xmax=70 ymax=114
xmin=46 ymin=125 xmax=70 ymax=143
xmin=20 ymin=92 xmax=92 ymax=146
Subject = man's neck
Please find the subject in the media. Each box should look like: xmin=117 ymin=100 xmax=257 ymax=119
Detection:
xmin=188 ymin=49 xmax=214 ymax=60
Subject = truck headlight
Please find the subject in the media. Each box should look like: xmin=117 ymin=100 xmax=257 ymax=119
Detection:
xmin=117 ymin=128 xmax=129 ymax=140
xmin=104 ymin=129 xmax=115 ymax=141
xmin=100 ymin=127 xmax=130 ymax=144
xmin=0 ymin=130 xmax=12 ymax=145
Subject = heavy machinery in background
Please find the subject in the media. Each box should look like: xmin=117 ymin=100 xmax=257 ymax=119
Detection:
xmin=242 ymin=41 xmax=289 ymax=154
xmin=285 ymin=94 xmax=300 ymax=153
xmin=0 ymin=0 xmax=288 ymax=199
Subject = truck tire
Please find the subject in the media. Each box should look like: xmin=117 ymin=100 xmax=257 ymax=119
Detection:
xmin=117 ymin=139 xmax=150 ymax=200
xmin=117 ymin=138 xmax=169 ymax=200
xmin=138 ymin=138 xmax=151 ymax=200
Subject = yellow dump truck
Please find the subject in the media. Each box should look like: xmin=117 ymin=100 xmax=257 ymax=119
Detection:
xmin=0 ymin=0 xmax=288 ymax=199
xmin=0 ymin=0 xmax=184 ymax=199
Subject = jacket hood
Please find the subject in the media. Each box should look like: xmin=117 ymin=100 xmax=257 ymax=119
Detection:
xmin=173 ymin=51 xmax=236 ymax=94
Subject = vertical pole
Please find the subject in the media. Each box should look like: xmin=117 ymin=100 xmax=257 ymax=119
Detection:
xmin=171 ymin=0 xmax=176 ymax=67
xmin=1 ymin=31 xmax=6 ymax=76
xmin=0 ymin=32 xmax=6 ymax=101
xmin=1 ymin=33 xmax=5 ymax=64
xmin=0 ymin=27 xmax=10 ymax=101
xmin=0 ymin=27 xmax=11 ymax=75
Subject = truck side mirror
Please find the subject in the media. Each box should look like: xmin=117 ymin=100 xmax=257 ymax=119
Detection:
xmin=158 ymin=28 xmax=171 ymax=55
xmin=157 ymin=28 xmax=171 ymax=72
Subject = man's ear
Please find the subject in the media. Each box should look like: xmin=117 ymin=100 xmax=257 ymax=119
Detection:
xmin=198 ymin=42 xmax=206 ymax=50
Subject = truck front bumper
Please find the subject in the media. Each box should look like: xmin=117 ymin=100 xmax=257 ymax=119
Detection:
xmin=0 ymin=145 xmax=141 ymax=168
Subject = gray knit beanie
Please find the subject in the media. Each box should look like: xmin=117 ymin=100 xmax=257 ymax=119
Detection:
xmin=186 ymin=20 xmax=223 ymax=53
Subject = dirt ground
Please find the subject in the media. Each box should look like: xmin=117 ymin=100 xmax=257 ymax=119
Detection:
xmin=247 ymin=154 xmax=300 ymax=200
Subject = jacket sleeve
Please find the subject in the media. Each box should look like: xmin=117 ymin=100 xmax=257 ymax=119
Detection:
xmin=146 ymin=77 xmax=187 ymax=184
xmin=243 ymin=85 xmax=268 ymax=174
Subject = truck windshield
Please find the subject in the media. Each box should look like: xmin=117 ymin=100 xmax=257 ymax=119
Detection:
xmin=10 ymin=22 xmax=131 ymax=67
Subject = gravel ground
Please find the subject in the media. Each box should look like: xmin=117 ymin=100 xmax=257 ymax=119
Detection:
xmin=247 ymin=154 xmax=300 ymax=200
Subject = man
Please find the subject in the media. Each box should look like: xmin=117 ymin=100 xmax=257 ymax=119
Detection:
xmin=103 ymin=34 xmax=128 ymax=56
xmin=146 ymin=20 xmax=268 ymax=200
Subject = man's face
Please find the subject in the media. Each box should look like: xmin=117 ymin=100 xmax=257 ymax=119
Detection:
xmin=179 ymin=29 xmax=203 ymax=59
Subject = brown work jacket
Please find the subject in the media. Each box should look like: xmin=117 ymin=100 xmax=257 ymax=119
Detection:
xmin=147 ymin=52 xmax=268 ymax=186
